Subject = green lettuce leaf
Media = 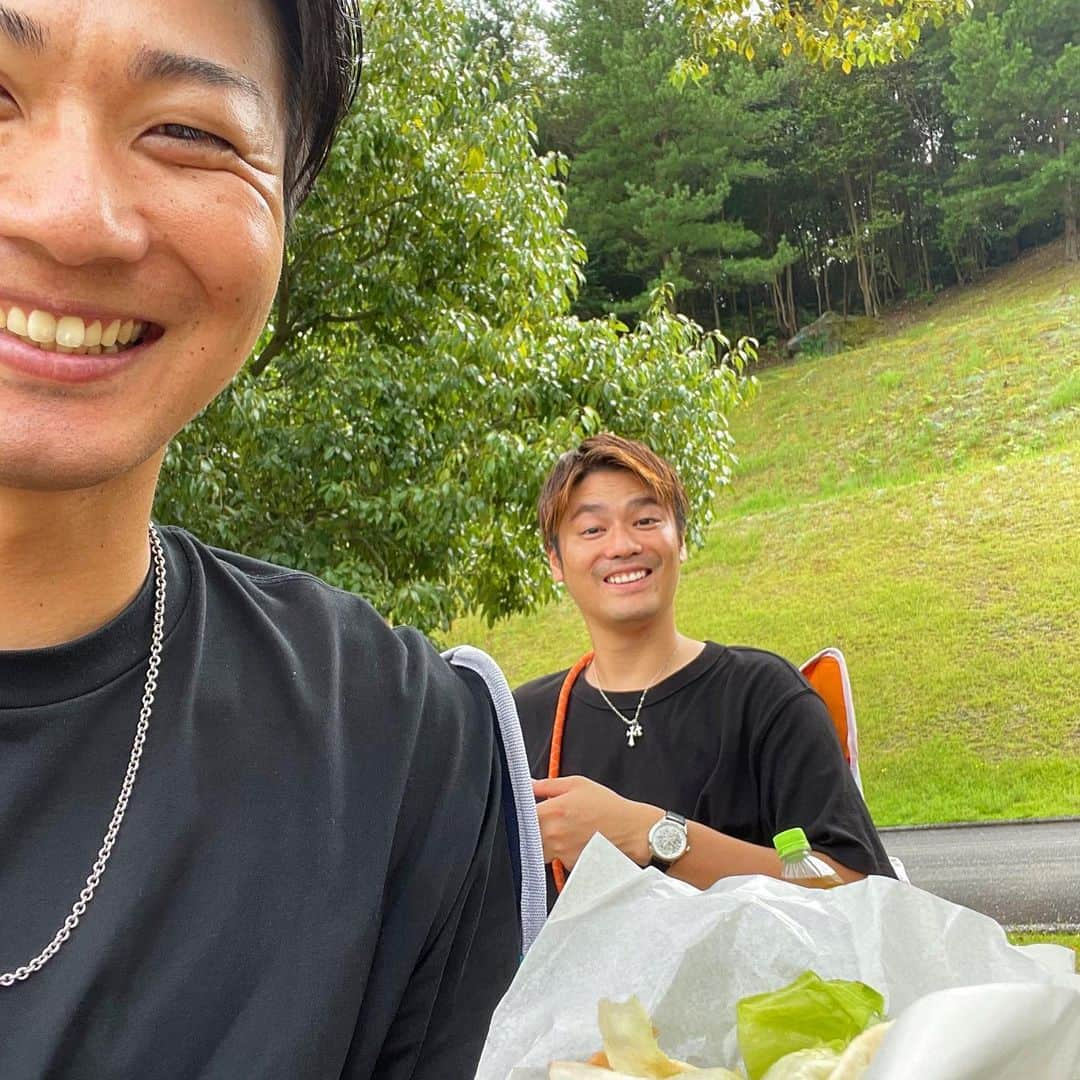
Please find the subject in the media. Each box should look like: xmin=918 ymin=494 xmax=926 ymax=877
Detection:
xmin=736 ymin=971 xmax=885 ymax=1080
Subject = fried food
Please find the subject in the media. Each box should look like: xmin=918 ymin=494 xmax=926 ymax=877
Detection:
xmin=596 ymin=997 xmax=692 ymax=1077
xmin=548 ymin=985 xmax=891 ymax=1080
xmin=828 ymin=1022 xmax=893 ymax=1079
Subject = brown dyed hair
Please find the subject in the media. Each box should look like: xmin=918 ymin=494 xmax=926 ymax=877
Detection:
xmin=538 ymin=433 xmax=690 ymax=554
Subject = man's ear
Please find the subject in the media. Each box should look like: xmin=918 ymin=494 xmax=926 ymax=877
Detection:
xmin=547 ymin=545 xmax=565 ymax=583
xmin=679 ymin=541 xmax=688 ymax=562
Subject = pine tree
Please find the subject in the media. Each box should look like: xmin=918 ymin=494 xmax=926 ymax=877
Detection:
xmin=546 ymin=0 xmax=798 ymax=328
xmin=945 ymin=0 xmax=1079 ymax=267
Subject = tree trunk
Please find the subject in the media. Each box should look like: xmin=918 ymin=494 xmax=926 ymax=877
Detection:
xmin=1065 ymin=211 xmax=1078 ymax=263
xmin=869 ymin=250 xmax=884 ymax=313
xmin=1062 ymin=126 xmax=1078 ymax=262
xmin=843 ymin=172 xmax=877 ymax=317
xmin=786 ymin=263 xmax=796 ymax=333
xmin=864 ymin=174 xmax=878 ymax=311
xmin=948 ymin=242 xmax=964 ymax=285
xmin=771 ymin=274 xmax=796 ymax=340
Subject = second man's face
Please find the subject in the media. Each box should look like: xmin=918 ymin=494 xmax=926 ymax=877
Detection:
xmin=549 ymin=468 xmax=686 ymax=633
xmin=0 ymin=0 xmax=288 ymax=493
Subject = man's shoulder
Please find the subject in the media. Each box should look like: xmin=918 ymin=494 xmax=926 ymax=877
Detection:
xmin=163 ymin=525 xmax=476 ymax=716
xmin=165 ymin=524 xmax=389 ymax=633
xmin=722 ymin=644 xmax=806 ymax=681
xmin=169 ymin=524 xmax=374 ymax=601
xmin=701 ymin=643 xmax=813 ymax=715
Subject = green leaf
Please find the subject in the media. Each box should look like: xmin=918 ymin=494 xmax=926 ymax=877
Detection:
xmin=737 ymin=971 xmax=886 ymax=1080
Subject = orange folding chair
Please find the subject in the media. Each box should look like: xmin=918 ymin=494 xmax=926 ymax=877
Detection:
xmin=800 ymin=647 xmax=908 ymax=882
xmin=800 ymin=647 xmax=863 ymax=793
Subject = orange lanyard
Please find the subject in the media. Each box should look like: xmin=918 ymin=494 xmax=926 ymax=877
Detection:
xmin=546 ymin=651 xmax=593 ymax=893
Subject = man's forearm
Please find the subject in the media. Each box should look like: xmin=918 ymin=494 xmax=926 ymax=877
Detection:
xmin=632 ymin=809 xmax=866 ymax=890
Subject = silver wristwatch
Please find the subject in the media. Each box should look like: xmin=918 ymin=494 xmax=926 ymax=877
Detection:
xmin=647 ymin=810 xmax=690 ymax=870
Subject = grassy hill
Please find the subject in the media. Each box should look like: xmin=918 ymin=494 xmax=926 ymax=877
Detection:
xmin=457 ymin=242 xmax=1079 ymax=827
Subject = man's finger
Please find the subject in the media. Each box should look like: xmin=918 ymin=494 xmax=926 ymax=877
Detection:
xmin=532 ymin=776 xmax=580 ymax=799
xmin=534 ymin=798 xmax=561 ymax=823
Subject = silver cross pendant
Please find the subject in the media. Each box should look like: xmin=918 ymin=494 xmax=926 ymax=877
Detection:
xmin=625 ymin=720 xmax=643 ymax=747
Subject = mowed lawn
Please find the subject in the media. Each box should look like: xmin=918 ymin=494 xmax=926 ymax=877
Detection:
xmin=457 ymin=242 xmax=1080 ymax=827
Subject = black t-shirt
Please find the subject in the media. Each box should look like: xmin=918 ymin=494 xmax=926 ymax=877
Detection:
xmin=0 ymin=527 xmax=519 ymax=1079
xmin=515 ymin=642 xmax=895 ymax=908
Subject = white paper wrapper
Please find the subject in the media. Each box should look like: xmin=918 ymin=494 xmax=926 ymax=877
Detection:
xmin=477 ymin=836 xmax=1080 ymax=1080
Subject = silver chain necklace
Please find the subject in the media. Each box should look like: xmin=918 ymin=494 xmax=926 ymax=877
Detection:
xmin=592 ymin=643 xmax=679 ymax=748
xmin=1 ymin=524 xmax=166 ymax=988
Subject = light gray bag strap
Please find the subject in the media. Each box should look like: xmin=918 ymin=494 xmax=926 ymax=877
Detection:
xmin=442 ymin=645 xmax=546 ymax=954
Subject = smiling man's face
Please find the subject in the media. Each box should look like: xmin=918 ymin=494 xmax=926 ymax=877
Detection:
xmin=0 ymin=0 xmax=286 ymax=491
xmin=549 ymin=467 xmax=686 ymax=634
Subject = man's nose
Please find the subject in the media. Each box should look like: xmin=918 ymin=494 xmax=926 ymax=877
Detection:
xmin=604 ymin=524 xmax=642 ymax=558
xmin=0 ymin=111 xmax=150 ymax=267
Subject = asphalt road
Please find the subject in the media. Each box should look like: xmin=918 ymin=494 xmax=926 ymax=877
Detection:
xmin=881 ymin=818 xmax=1080 ymax=931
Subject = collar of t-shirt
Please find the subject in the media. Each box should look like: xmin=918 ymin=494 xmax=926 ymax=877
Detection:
xmin=572 ymin=641 xmax=727 ymax=712
xmin=0 ymin=529 xmax=192 ymax=710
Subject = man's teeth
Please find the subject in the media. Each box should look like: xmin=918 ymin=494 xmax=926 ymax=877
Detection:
xmin=607 ymin=570 xmax=648 ymax=585
xmin=0 ymin=304 xmax=145 ymax=355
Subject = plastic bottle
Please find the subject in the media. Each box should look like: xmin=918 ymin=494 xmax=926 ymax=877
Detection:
xmin=773 ymin=827 xmax=844 ymax=889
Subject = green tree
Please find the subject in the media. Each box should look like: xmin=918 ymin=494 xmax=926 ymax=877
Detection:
xmin=546 ymin=0 xmax=798 ymax=328
xmin=876 ymin=24 xmax=961 ymax=291
xmin=155 ymin=0 xmax=754 ymax=633
xmin=538 ymin=0 xmax=1070 ymax=346
xmin=790 ymin=65 xmax=912 ymax=317
xmin=944 ymin=0 xmax=1079 ymax=269
xmin=675 ymin=0 xmax=971 ymax=80
xmin=540 ymin=1 xmax=990 ymax=344
xmin=461 ymin=0 xmax=557 ymax=102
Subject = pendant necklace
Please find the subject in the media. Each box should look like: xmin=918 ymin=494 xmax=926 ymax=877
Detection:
xmin=591 ymin=642 xmax=679 ymax=747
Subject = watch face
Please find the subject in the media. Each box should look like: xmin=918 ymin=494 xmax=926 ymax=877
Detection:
xmin=651 ymin=821 xmax=687 ymax=862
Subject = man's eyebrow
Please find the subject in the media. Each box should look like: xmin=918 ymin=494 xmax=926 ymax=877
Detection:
xmin=568 ymin=495 xmax=662 ymax=521
xmin=0 ymin=5 xmax=47 ymax=51
xmin=568 ymin=502 xmax=606 ymax=522
xmin=128 ymin=46 xmax=266 ymax=106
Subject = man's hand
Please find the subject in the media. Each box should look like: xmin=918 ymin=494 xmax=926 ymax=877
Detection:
xmin=532 ymin=775 xmax=662 ymax=870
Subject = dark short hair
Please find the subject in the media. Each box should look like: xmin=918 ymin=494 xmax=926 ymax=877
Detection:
xmin=537 ymin=433 xmax=690 ymax=554
xmin=272 ymin=0 xmax=363 ymax=218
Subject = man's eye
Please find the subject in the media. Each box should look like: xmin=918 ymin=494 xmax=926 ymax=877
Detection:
xmin=153 ymin=123 xmax=234 ymax=152
xmin=636 ymin=517 xmax=660 ymax=527
xmin=581 ymin=526 xmax=602 ymax=537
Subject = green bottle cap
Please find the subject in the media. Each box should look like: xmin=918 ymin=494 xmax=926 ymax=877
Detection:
xmin=773 ymin=827 xmax=811 ymax=861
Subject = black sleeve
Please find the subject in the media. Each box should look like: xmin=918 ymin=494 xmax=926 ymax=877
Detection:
xmin=755 ymin=688 xmax=897 ymax=878
xmin=346 ymin=641 xmax=520 ymax=1079
xmin=398 ymin=670 xmax=520 ymax=1078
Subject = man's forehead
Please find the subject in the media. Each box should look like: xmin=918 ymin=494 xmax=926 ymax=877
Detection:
xmin=0 ymin=0 xmax=283 ymax=85
xmin=565 ymin=470 xmax=665 ymax=514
